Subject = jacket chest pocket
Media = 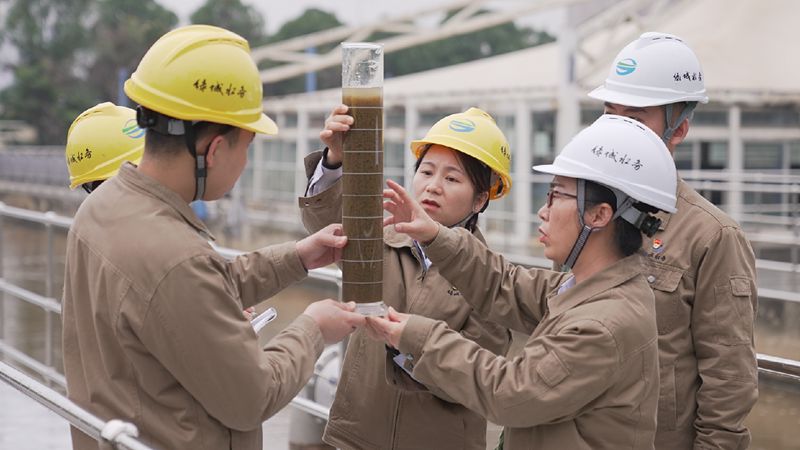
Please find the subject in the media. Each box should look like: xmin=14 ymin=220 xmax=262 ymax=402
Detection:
xmin=643 ymin=262 xmax=685 ymax=335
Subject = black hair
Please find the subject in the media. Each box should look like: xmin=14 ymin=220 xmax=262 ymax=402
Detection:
xmin=583 ymin=180 xmax=646 ymax=256
xmin=144 ymin=120 xmax=238 ymax=157
xmin=414 ymin=145 xmax=492 ymax=232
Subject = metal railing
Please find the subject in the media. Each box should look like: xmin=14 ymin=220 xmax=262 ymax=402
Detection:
xmin=4 ymin=149 xmax=800 ymax=251
xmin=0 ymin=201 xmax=334 ymax=449
xmin=0 ymin=361 xmax=154 ymax=450
xmin=757 ymin=354 xmax=800 ymax=383
xmin=1 ymin=202 xmax=799 ymax=445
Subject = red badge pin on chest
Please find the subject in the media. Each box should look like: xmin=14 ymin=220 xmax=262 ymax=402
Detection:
xmin=652 ymin=238 xmax=665 ymax=254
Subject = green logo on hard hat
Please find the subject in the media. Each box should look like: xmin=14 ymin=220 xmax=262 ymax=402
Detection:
xmin=122 ymin=119 xmax=145 ymax=139
xmin=616 ymin=58 xmax=637 ymax=76
xmin=449 ymin=119 xmax=476 ymax=133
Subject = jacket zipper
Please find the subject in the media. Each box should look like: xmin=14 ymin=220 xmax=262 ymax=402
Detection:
xmin=388 ymin=243 xmax=427 ymax=449
xmin=411 ymin=241 xmax=429 ymax=281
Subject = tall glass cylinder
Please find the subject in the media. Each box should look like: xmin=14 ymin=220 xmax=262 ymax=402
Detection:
xmin=341 ymin=42 xmax=385 ymax=316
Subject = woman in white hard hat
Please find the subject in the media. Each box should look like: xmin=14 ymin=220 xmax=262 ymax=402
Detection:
xmin=368 ymin=114 xmax=678 ymax=449
xmin=299 ymin=106 xmax=512 ymax=450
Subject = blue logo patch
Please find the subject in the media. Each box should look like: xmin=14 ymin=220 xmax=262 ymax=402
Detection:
xmin=615 ymin=58 xmax=637 ymax=76
xmin=122 ymin=119 xmax=145 ymax=139
xmin=449 ymin=119 xmax=476 ymax=133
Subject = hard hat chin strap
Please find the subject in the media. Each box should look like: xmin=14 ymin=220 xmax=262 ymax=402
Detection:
xmin=451 ymin=195 xmax=490 ymax=231
xmin=447 ymin=164 xmax=497 ymax=231
xmin=608 ymin=186 xmax=663 ymax=237
xmin=451 ymin=212 xmax=475 ymax=230
xmin=562 ymin=182 xmax=664 ymax=270
xmin=135 ymin=106 xmax=207 ymax=202
xmin=662 ymin=101 xmax=698 ymax=143
xmin=182 ymin=122 xmax=207 ymax=202
xmin=563 ymin=179 xmax=595 ymax=270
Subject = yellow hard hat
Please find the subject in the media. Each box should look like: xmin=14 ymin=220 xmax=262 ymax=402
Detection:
xmin=66 ymin=102 xmax=145 ymax=190
xmin=411 ymin=107 xmax=512 ymax=199
xmin=123 ymin=25 xmax=277 ymax=135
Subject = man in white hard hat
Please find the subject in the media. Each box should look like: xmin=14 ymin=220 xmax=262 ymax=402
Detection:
xmin=588 ymin=32 xmax=757 ymax=449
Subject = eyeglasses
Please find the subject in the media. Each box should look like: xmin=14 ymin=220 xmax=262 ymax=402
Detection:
xmin=545 ymin=188 xmax=578 ymax=208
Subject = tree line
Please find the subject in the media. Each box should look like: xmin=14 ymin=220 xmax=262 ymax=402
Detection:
xmin=0 ymin=0 xmax=552 ymax=144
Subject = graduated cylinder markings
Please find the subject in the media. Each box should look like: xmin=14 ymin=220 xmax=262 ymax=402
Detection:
xmin=342 ymin=87 xmax=384 ymax=303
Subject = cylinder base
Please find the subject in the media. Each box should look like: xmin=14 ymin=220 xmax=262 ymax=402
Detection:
xmin=355 ymin=301 xmax=387 ymax=317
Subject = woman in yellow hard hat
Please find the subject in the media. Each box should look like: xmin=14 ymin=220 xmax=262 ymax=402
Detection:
xmin=65 ymin=102 xmax=145 ymax=193
xmin=369 ymin=115 xmax=680 ymax=449
xmin=299 ymin=105 xmax=512 ymax=450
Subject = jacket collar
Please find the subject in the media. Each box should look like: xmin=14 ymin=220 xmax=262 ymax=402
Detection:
xmin=654 ymin=178 xmax=688 ymax=232
xmin=383 ymin=225 xmax=414 ymax=248
xmin=546 ymin=253 xmax=644 ymax=317
xmin=117 ymin=162 xmax=215 ymax=241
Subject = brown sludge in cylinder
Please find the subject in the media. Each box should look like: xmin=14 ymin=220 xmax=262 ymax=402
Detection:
xmin=342 ymin=87 xmax=383 ymax=304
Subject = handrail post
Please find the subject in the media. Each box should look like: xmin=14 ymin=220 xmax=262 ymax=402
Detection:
xmin=0 ymin=202 xmax=5 ymax=350
xmin=44 ymin=212 xmax=55 ymax=377
xmin=792 ymin=184 xmax=799 ymax=269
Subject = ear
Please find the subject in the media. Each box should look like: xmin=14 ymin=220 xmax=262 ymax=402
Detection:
xmin=203 ymin=134 xmax=228 ymax=169
xmin=473 ymin=191 xmax=490 ymax=213
xmin=585 ymin=202 xmax=615 ymax=228
xmin=667 ymin=118 xmax=689 ymax=148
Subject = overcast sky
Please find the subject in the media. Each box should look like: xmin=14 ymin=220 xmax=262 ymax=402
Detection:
xmin=0 ymin=1 xmax=558 ymax=89
xmin=162 ymin=0 xmax=461 ymax=32
xmin=158 ymin=0 xmax=560 ymax=35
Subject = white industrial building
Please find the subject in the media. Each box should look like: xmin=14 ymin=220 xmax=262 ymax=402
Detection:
xmin=243 ymin=0 xmax=800 ymax=262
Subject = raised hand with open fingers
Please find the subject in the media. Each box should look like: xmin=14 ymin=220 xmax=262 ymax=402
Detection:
xmin=383 ymin=179 xmax=439 ymax=244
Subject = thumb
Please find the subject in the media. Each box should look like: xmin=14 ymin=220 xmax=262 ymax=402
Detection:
xmin=333 ymin=235 xmax=348 ymax=247
xmin=387 ymin=306 xmax=403 ymax=322
xmin=324 ymin=224 xmax=348 ymax=247
xmin=341 ymin=301 xmax=357 ymax=312
xmin=318 ymin=231 xmax=348 ymax=248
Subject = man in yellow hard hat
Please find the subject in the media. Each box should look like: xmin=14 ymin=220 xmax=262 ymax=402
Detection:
xmin=61 ymin=25 xmax=365 ymax=450
xmin=65 ymin=102 xmax=145 ymax=193
xmin=65 ymin=101 xmax=257 ymax=321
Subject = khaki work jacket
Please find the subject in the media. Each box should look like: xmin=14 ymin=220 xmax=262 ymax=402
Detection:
xmin=645 ymin=180 xmax=758 ymax=449
xmin=62 ymin=163 xmax=325 ymax=450
xmin=395 ymin=225 xmax=660 ymax=450
xmin=298 ymin=152 xmax=510 ymax=450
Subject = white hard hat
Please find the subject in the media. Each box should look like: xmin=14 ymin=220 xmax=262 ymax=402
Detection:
xmin=534 ymin=114 xmax=677 ymax=214
xmin=588 ymin=32 xmax=708 ymax=107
